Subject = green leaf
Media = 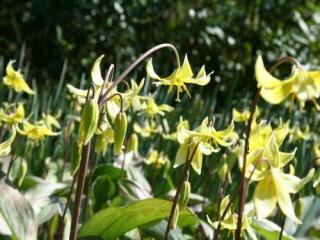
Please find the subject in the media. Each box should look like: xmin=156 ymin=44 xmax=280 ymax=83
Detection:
xmin=92 ymin=164 xmax=122 ymax=183
xmin=93 ymin=175 xmax=116 ymax=212
xmin=118 ymin=178 xmax=152 ymax=200
xmin=141 ymin=219 xmax=185 ymax=240
xmin=312 ymin=168 xmax=320 ymax=188
xmin=251 ymin=218 xmax=293 ymax=240
xmin=78 ymin=198 xmax=199 ymax=240
xmin=0 ymin=171 xmax=37 ymax=240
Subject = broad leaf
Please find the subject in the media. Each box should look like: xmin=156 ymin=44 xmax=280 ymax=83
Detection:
xmin=78 ymin=198 xmax=198 ymax=239
xmin=0 ymin=171 xmax=37 ymax=240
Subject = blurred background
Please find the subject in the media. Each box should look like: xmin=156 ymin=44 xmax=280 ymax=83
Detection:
xmin=1 ymin=0 xmax=320 ymax=103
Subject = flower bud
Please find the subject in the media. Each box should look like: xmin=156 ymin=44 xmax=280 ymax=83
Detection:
xmin=171 ymin=205 xmax=179 ymax=230
xmin=294 ymin=198 xmax=304 ymax=219
xmin=125 ymin=133 xmax=138 ymax=156
xmin=114 ymin=111 xmax=127 ymax=155
xmin=78 ymin=99 xmax=99 ymax=146
xmin=16 ymin=160 xmax=27 ymax=187
xmin=178 ymin=181 xmax=190 ymax=211
xmin=70 ymin=140 xmax=82 ymax=176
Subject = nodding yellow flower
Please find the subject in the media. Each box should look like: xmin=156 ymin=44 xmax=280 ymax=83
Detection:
xmin=239 ymin=120 xmax=314 ymax=224
xmin=255 ymin=55 xmax=320 ymax=110
xmin=17 ymin=121 xmax=59 ymax=141
xmin=143 ymin=150 xmax=170 ymax=169
xmin=139 ymin=97 xmax=173 ymax=118
xmin=232 ymin=106 xmax=260 ymax=122
xmin=207 ymin=195 xmax=258 ymax=240
xmin=147 ymin=55 xmax=212 ymax=101
xmin=2 ymin=102 xmax=25 ymax=125
xmin=3 ymin=60 xmax=34 ymax=94
xmin=0 ymin=126 xmax=16 ymax=157
xmin=41 ymin=111 xmax=62 ymax=130
xmin=174 ymin=117 xmax=234 ymax=175
xmin=133 ymin=120 xmax=161 ymax=138
xmin=67 ymin=55 xmax=145 ymax=122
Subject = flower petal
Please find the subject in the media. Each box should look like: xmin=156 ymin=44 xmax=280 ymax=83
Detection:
xmin=279 ymin=168 xmax=314 ymax=193
xmin=91 ymin=55 xmax=105 ymax=86
xmin=174 ymin=144 xmax=188 ymax=168
xmin=254 ymin=172 xmax=277 ymax=219
xmin=260 ymin=82 xmax=292 ymax=104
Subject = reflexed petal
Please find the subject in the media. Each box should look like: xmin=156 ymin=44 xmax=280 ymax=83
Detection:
xmin=67 ymin=84 xmax=89 ymax=97
xmin=206 ymin=215 xmax=219 ymax=229
xmin=255 ymin=55 xmax=297 ymax=88
xmin=280 ymin=168 xmax=314 ymax=193
xmin=199 ymin=142 xmax=214 ymax=155
xmin=177 ymin=55 xmax=193 ymax=79
xmin=146 ymin=58 xmax=162 ymax=80
xmin=0 ymin=126 xmax=16 ymax=157
xmin=122 ymin=79 xmax=145 ymax=100
xmin=260 ymin=82 xmax=292 ymax=104
xmin=220 ymin=195 xmax=232 ymax=217
xmin=174 ymin=144 xmax=188 ymax=168
xmin=190 ymin=146 xmax=203 ymax=175
xmin=215 ymin=121 xmax=234 ymax=139
xmin=264 ymin=134 xmax=280 ymax=168
xmin=273 ymin=127 xmax=289 ymax=147
xmin=232 ymin=108 xmax=250 ymax=122
xmin=275 ymin=171 xmax=302 ymax=224
xmin=194 ymin=66 xmax=212 ymax=85
xmin=278 ymin=148 xmax=296 ymax=168
xmin=91 ymin=55 xmax=105 ymax=86
xmin=254 ymin=172 xmax=277 ymax=218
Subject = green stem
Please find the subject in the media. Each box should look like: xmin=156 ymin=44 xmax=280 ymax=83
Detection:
xmin=98 ymin=43 xmax=180 ymax=110
xmin=6 ymin=134 xmax=21 ymax=176
xmin=164 ymin=142 xmax=199 ymax=240
xmin=56 ymin=171 xmax=78 ymax=240
xmin=69 ymin=142 xmax=91 ymax=240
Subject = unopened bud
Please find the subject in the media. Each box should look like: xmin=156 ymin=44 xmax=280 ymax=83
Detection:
xmin=171 ymin=205 xmax=179 ymax=230
xmin=78 ymin=99 xmax=99 ymax=146
xmin=70 ymin=140 xmax=82 ymax=176
xmin=16 ymin=160 xmax=27 ymax=187
xmin=178 ymin=181 xmax=190 ymax=211
xmin=125 ymin=133 xmax=138 ymax=156
xmin=294 ymin=198 xmax=304 ymax=219
xmin=114 ymin=111 xmax=127 ymax=155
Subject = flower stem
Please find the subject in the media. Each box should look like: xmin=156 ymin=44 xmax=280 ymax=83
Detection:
xmin=69 ymin=142 xmax=91 ymax=240
xmin=7 ymin=134 xmax=21 ymax=176
xmin=164 ymin=142 xmax=199 ymax=240
xmin=98 ymin=44 xmax=180 ymax=110
xmin=56 ymin=171 xmax=77 ymax=240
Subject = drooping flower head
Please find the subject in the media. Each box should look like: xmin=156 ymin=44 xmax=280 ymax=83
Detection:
xmin=238 ymin=120 xmax=314 ymax=224
xmin=255 ymin=55 xmax=320 ymax=110
xmin=3 ymin=60 xmax=34 ymax=94
xmin=174 ymin=117 xmax=234 ymax=174
xmin=17 ymin=120 xmax=60 ymax=142
xmin=147 ymin=55 xmax=213 ymax=101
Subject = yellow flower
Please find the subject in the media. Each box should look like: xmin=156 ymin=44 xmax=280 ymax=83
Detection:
xmin=255 ymin=55 xmax=320 ymax=110
xmin=17 ymin=121 xmax=59 ymax=141
xmin=1 ymin=102 xmax=25 ymax=125
xmin=67 ymin=55 xmax=145 ymax=122
xmin=0 ymin=126 xmax=16 ymax=157
xmin=139 ymin=97 xmax=173 ymax=118
xmin=232 ymin=106 xmax=260 ymax=122
xmin=143 ymin=150 xmax=170 ymax=169
xmin=174 ymin=117 xmax=234 ymax=174
xmin=41 ymin=111 xmax=62 ymax=130
xmin=3 ymin=60 xmax=34 ymax=94
xmin=239 ymin=120 xmax=314 ymax=223
xmin=95 ymin=128 xmax=114 ymax=156
xmin=207 ymin=195 xmax=257 ymax=240
xmin=147 ymin=55 xmax=212 ymax=101
xmin=133 ymin=120 xmax=161 ymax=138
